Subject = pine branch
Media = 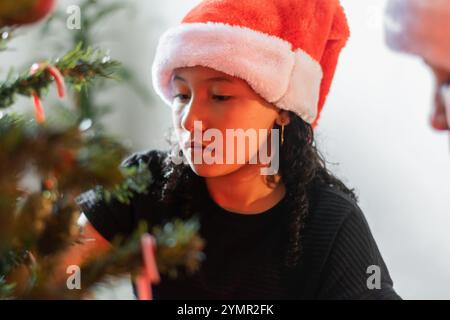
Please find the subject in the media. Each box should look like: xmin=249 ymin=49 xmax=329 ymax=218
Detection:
xmin=0 ymin=112 xmax=139 ymax=258
xmin=21 ymin=216 xmax=204 ymax=300
xmin=0 ymin=43 xmax=120 ymax=109
xmin=0 ymin=7 xmax=203 ymax=298
xmin=0 ymin=112 xmax=206 ymax=299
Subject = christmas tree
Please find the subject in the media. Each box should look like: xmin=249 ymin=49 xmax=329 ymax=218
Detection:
xmin=0 ymin=0 xmax=204 ymax=300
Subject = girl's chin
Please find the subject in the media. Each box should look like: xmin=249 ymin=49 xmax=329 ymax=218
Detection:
xmin=187 ymin=162 xmax=242 ymax=177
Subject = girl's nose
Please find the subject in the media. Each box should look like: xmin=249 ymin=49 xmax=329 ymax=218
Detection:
xmin=181 ymin=95 xmax=207 ymax=133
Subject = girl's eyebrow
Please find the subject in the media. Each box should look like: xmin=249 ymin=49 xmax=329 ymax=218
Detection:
xmin=205 ymin=76 xmax=234 ymax=83
xmin=172 ymin=75 xmax=186 ymax=82
xmin=172 ymin=74 xmax=234 ymax=83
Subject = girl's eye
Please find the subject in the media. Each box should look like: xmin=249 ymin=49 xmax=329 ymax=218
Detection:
xmin=212 ymin=95 xmax=232 ymax=102
xmin=173 ymin=94 xmax=190 ymax=101
xmin=173 ymin=94 xmax=232 ymax=102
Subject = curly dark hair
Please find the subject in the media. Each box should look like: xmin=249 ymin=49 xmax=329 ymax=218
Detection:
xmin=157 ymin=111 xmax=357 ymax=269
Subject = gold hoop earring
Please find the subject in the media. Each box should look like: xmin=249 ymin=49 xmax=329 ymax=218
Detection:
xmin=281 ymin=124 xmax=285 ymax=146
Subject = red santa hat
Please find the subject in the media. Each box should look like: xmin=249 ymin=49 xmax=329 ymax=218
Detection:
xmin=384 ymin=0 xmax=450 ymax=71
xmin=151 ymin=0 xmax=350 ymax=128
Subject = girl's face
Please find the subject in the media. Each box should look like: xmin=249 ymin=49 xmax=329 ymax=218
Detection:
xmin=170 ymin=66 xmax=286 ymax=177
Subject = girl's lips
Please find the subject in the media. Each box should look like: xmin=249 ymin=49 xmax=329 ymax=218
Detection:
xmin=189 ymin=145 xmax=204 ymax=151
xmin=183 ymin=140 xmax=205 ymax=149
xmin=187 ymin=143 xmax=217 ymax=154
xmin=188 ymin=143 xmax=205 ymax=149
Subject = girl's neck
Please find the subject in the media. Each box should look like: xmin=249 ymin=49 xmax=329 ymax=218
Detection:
xmin=204 ymin=164 xmax=286 ymax=215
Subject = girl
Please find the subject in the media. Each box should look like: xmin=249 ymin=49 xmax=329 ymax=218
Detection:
xmin=75 ymin=0 xmax=401 ymax=299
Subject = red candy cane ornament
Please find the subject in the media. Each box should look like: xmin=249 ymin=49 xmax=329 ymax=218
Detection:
xmin=29 ymin=62 xmax=65 ymax=124
xmin=136 ymin=233 xmax=160 ymax=300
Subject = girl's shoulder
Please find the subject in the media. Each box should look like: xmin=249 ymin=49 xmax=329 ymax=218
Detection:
xmin=120 ymin=148 xmax=198 ymax=213
xmin=307 ymin=184 xmax=372 ymax=250
xmin=309 ymin=183 xmax=360 ymax=219
xmin=121 ymin=148 xmax=171 ymax=175
xmin=299 ymin=184 xmax=400 ymax=299
xmin=121 ymin=148 xmax=181 ymax=190
xmin=74 ymin=149 xmax=176 ymax=241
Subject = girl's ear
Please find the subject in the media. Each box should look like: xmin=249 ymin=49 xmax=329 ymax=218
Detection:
xmin=276 ymin=110 xmax=291 ymax=126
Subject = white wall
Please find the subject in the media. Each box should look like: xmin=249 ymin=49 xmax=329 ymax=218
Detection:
xmin=1 ymin=0 xmax=448 ymax=299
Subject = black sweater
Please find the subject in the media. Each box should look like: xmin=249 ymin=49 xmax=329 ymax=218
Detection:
xmin=75 ymin=149 xmax=401 ymax=300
